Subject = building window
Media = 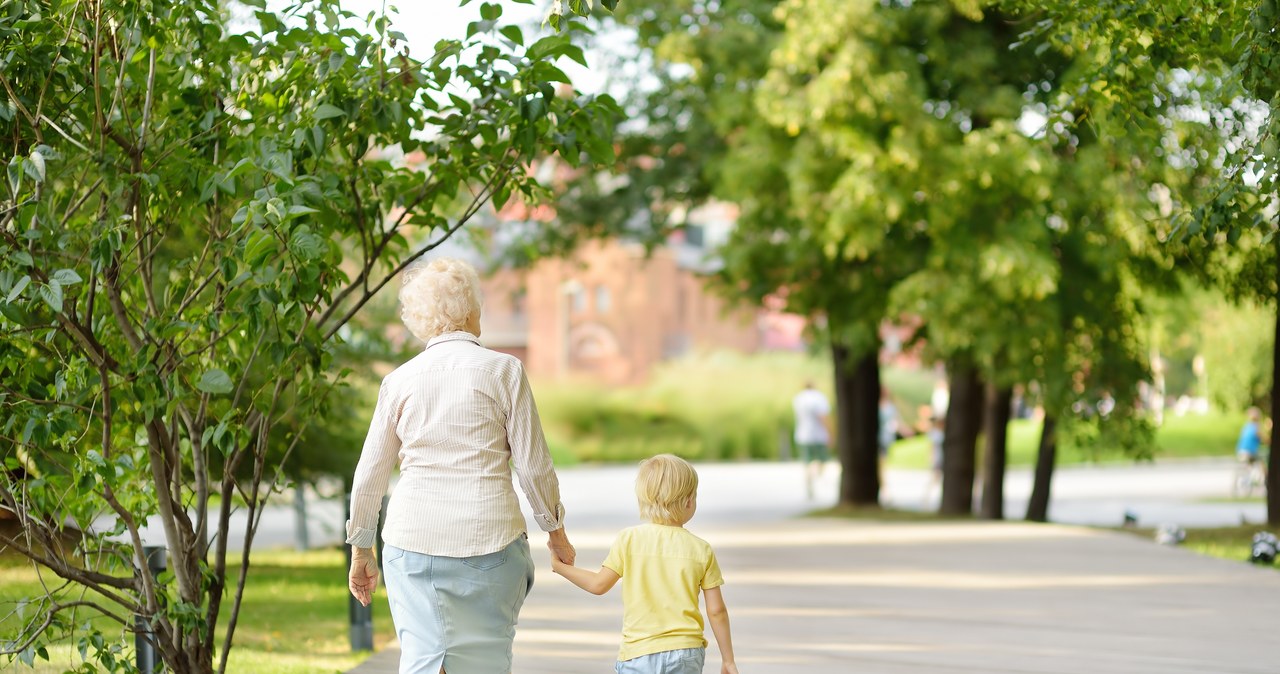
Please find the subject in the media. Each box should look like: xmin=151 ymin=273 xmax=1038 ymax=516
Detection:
xmin=595 ymin=285 xmax=611 ymax=314
xmin=571 ymin=286 xmax=586 ymax=314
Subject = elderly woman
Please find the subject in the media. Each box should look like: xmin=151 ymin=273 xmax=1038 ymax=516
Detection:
xmin=346 ymin=257 xmax=575 ymax=674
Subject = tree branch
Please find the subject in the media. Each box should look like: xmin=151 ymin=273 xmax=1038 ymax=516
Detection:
xmin=0 ymin=599 xmax=128 ymax=657
xmin=318 ymin=160 xmax=515 ymax=340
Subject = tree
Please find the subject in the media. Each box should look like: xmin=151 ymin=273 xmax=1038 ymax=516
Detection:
xmin=1009 ymin=0 xmax=1280 ymax=523
xmin=0 ymin=0 xmax=620 ymax=671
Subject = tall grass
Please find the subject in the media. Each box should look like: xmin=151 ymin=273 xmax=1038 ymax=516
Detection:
xmin=533 ymin=351 xmax=832 ymax=463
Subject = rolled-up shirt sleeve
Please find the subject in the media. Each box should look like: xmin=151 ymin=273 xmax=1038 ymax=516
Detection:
xmin=345 ymin=379 xmax=402 ymax=549
xmin=506 ymin=365 xmax=565 ymax=532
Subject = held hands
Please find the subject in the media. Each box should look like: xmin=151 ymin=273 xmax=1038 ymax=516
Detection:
xmin=348 ymin=548 xmax=379 ymax=607
xmin=547 ymin=528 xmax=576 ymax=565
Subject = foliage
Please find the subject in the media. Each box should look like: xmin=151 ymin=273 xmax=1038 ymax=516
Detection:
xmin=0 ymin=0 xmax=619 ymax=671
xmin=1006 ymin=0 xmax=1280 ymax=523
xmin=1005 ymin=0 xmax=1279 ymax=249
xmin=888 ymin=410 xmax=1248 ymax=470
xmin=1200 ymin=299 xmax=1275 ymax=412
xmin=0 ymin=548 xmax=394 ymax=674
xmin=535 ymin=350 xmax=830 ymax=462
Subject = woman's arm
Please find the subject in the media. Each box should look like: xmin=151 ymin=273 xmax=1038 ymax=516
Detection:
xmin=551 ymin=557 xmax=620 ymax=595
xmin=506 ymin=364 xmax=572 ymax=560
xmin=345 ymin=380 xmax=401 ymax=607
xmin=704 ymin=586 xmax=738 ymax=674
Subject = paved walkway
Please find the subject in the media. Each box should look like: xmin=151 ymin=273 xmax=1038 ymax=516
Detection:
xmin=347 ymin=517 xmax=1279 ymax=673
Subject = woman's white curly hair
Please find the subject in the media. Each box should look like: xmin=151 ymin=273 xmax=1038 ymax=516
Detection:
xmin=398 ymin=257 xmax=482 ymax=343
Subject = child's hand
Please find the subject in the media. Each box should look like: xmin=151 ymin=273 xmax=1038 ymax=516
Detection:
xmin=721 ymin=663 xmax=739 ymax=674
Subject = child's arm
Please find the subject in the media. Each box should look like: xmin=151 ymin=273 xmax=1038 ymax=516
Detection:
xmin=551 ymin=556 xmax=620 ymax=595
xmin=704 ymin=586 xmax=738 ymax=674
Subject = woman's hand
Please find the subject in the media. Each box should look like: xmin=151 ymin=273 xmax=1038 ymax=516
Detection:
xmin=547 ymin=528 xmax=576 ymax=565
xmin=722 ymin=663 xmax=739 ymax=674
xmin=348 ymin=548 xmax=379 ymax=607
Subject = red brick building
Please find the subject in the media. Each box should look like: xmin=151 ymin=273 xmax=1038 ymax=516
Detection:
xmin=478 ymin=236 xmax=765 ymax=384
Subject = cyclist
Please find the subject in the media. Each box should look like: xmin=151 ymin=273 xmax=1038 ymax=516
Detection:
xmin=1234 ymin=407 xmax=1267 ymax=496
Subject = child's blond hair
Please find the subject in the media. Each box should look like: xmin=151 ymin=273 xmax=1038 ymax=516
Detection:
xmin=635 ymin=454 xmax=699 ymax=525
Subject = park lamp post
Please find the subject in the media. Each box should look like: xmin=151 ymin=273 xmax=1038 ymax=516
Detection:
xmin=135 ymin=545 xmax=166 ymax=674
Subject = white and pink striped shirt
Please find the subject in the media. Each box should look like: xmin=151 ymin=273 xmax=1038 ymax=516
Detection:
xmin=345 ymin=331 xmax=565 ymax=557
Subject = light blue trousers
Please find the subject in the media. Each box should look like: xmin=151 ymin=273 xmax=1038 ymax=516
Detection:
xmin=382 ymin=535 xmax=534 ymax=674
xmin=616 ymin=648 xmax=706 ymax=674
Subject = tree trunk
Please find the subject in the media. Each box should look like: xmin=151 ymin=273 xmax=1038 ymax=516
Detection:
xmin=1025 ymin=414 xmax=1058 ymax=522
xmin=940 ymin=365 xmax=984 ymax=515
xmin=834 ymin=344 xmax=881 ymax=506
xmin=980 ymin=384 xmax=1014 ymax=520
xmin=1269 ymin=247 xmax=1280 ymax=524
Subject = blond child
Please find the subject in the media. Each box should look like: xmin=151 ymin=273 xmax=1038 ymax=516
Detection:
xmin=551 ymin=454 xmax=739 ymax=674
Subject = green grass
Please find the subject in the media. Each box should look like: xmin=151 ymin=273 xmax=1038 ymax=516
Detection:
xmin=884 ymin=411 xmax=1247 ymax=470
xmin=1114 ymin=525 xmax=1280 ymax=569
xmin=533 ymin=350 xmax=831 ymax=463
xmin=0 ymin=548 xmax=394 ymax=674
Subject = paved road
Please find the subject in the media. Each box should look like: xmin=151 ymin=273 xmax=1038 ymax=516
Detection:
xmin=344 ymin=461 xmax=1277 ymax=674
xmin=349 ymin=518 xmax=1280 ymax=674
xmin=254 ymin=458 xmax=1266 ymax=552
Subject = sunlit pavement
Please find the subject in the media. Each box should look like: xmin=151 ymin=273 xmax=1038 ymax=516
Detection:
xmin=347 ymin=461 xmax=1278 ymax=673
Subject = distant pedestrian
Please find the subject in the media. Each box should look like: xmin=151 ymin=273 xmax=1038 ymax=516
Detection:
xmin=792 ymin=381 xmax=833 ymax=499
xmin=931 ymin=378 xmax=950 ymax=420
xmin=551 ymin=454 xmax=740 ymax=674
xmin=922 ymin=415 xmax=945 ymax=506
xmin=878 ymin=387 xmax=899 ymax=458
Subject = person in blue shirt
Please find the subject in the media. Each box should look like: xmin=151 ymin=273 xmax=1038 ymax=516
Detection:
xmin=1237 ymin=407 xmax=1264 ymax=462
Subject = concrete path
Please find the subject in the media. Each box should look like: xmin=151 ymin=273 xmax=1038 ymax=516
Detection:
xmin=105 ymin=458 xmax=1263 ymax=551
xmin=348 ymin=518 xmax=1279 ymax=673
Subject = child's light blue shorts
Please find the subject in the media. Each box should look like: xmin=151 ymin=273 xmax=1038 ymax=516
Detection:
xmin=616 ymin=647 xmax=706 ymax=674
xmin=381 ymin=535 xmax=534 ymax=674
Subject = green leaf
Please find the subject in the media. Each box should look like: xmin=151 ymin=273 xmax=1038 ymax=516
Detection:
xmin=7 ymin=156 xmax=21 ymax=194
xmin=11 ymin=250 xmax=33 ymax=267
xmin=548 ymin=11 xmax=562 ymax=32
xmin=314 ymin=104 xmax=347 ymax=120
xmin=480 ymin=2 xmax=502 ymax=20
xmin=38 ymin=280 xmax=63 ymax=313
xmin=24 ymin=150 xmax=45 ymax=183
xmin=244 ymin=230 xmax=278 ymax=267
xmin=569 ymin=0 xmax=589 ymax=16
xmin=196 ymin=369 xmax=235 ymax=395
xmin=499 ymin=25 xmax=524 ymax=45
xmin=6 ymin=275 xmax=29 ymax=302
xmin=289 ymin=226 xmax=325 ymax=261
xmin=51 ymin=269 xmax=82 ymax=286
xmin=448 ymin=93 xmax=473 ymax=114
xmin=599 ymin=0 xmax=618 ymax=10
xmin=256 ymin=10 xmax=281 ymax=34
xmin=563 ymin=44 xmax=588 ymax=67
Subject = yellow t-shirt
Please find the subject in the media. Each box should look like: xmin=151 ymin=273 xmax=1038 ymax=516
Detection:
xmin=601 ymin=523 xmax=725 ymax=661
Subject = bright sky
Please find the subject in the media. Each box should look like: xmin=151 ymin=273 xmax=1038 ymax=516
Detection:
xmin=335 ymin=0 xmax=609 ymax=93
